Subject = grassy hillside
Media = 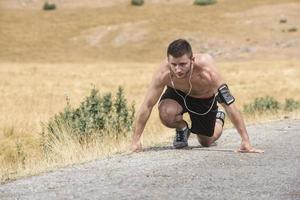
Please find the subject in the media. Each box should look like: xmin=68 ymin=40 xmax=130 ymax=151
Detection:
xmin=1 ymin=0 xmax=299 ymax=62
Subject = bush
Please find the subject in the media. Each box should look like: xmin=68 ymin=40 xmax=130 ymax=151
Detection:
xmin=243 ymin=96 xmax=300 ymax=115
xmin=43 ymin=2 xmax=56 ymax=11
xmin=194 ymin=0 xmax=217 ymax=6
xmin=243 ymin=96 xmax=280 ymax=114
xmin=284 ymin=98 xmax=300 ymax=111
xmin=41 ymin=87 xmax=135 ymax=153
xmin=131 ymin=0 xmax=144 ymax=6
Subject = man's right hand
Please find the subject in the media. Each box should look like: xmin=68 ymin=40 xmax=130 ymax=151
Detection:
xmin=131 ymin=140 xmax=142 ymax=153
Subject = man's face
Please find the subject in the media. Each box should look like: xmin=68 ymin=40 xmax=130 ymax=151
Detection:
xmin=168 ymin=54 xmax=194 ymax=79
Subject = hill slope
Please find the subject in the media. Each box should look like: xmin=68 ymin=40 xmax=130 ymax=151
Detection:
xmin=0 ymin=0 xmax=299 ymax=62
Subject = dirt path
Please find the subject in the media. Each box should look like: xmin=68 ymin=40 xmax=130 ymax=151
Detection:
xmin=0 ymin=119 xmax=299 ymax=200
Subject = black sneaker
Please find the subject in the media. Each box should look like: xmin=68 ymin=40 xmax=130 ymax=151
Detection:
xmin=173 ymin=127 xmax=190 ymax=149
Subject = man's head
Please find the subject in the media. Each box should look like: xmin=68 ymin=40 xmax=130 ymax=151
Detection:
xmin=167 ymin=39 xmax=194 ymax=79
xmin=167 ymin=39 xmax=193 ymax=59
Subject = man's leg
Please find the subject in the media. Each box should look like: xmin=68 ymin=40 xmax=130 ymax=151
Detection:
xmin=158 ymin=99 xmax=186 ymax=129
xmin=197 ymin=111 xmax=226 ymax=147
xmin=158 ymin=99 xmax=190 ymax=148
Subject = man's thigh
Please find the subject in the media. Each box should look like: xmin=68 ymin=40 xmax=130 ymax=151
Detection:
xmin=158 ymin=99 xmax=185 ymax=117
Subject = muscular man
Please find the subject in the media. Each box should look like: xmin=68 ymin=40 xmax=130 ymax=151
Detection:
xmin=131 ymin=39 xmax=263 ymax=153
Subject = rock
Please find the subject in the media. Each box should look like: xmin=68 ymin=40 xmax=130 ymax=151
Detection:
xmin=241 ymin=47 xmax=256 ymax=53
xmin=288 ymin=27 xmax=297 ymax=32
xmin=279 ymin=18 xmax=287 ymax=24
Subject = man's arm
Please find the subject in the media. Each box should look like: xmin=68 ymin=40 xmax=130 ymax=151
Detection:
xmin=221 ymin=103 xmax=264 ymax=153
xmin=201 ymin=54 xmax=263 ymax=153
xmin=131 ymin=72 xmax=166 ymax=152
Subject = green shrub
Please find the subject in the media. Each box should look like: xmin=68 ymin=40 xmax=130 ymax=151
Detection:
xmin=131 ymin=0 xmax=144 ymax=6
xmin=194 ymin=0 xmax=217 ymax=6
xmin=243 ymin=96 xmax=280 ymax=114
xmin=243 ymin=96 xmax=300 ymax=115
xmin=41 ymin=87 xmax=135 ymax=153
xmin=43 ymin=2 xmax=56 ymax=11
xmin=284 ymin=98 xmax=300 ymax=111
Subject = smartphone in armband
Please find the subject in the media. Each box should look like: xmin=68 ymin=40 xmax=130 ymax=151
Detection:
xmin=217 ymin=84 xmax=235 ymax=105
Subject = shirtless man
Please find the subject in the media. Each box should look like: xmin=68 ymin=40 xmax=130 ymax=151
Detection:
xmin=131 ymin=39 xmax=263 ymax=153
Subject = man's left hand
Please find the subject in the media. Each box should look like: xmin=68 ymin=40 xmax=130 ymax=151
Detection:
xmin=237 ymin=141 xmax=264 ymax=153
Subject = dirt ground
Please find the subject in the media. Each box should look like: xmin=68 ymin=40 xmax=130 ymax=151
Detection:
xmin=0 ymin=119 xmax=299 ymax=199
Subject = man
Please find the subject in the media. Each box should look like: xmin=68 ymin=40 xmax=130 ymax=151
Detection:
xmin=131 ymin=39 xmax=263 ymax=153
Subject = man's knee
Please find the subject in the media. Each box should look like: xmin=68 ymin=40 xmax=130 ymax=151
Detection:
xmin=199 ymin=140 xmax=213 ymax=147
xmin=159 ymin=100 xmax=182 ymax=127
xmin=159 ymin=107 xmax=178 ymax=127
xmin=197 ymin=135 xmax=214 ymax=147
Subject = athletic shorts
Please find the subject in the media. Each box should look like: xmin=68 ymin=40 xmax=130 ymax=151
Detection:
xmin=159 ymin=86 xmax=218 ymax=137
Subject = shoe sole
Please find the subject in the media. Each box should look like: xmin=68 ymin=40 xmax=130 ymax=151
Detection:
xmin=173 ymin=142 xmax=188 ymax=149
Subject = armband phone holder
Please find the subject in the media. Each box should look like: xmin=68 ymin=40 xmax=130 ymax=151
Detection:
xmin=217 ymin=84 xmax=235 ymax=105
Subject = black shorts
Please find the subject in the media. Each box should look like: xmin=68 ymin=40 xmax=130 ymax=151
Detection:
xmin=159 ymin=86 xmax=218 ymax=137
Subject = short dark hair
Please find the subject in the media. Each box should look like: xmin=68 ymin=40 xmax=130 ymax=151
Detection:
xmin=167 ymin=39 xmax=193 ymax=58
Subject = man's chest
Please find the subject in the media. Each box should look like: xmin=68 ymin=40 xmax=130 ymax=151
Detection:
xmin=168 ymin=77 xmax=215 ymax=97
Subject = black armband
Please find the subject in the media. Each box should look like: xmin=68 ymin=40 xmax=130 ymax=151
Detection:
xmin=216 ymin=84 xmax=235 ymax=105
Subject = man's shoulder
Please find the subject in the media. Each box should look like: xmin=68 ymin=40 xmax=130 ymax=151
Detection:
xmin=152 ymin=59 xmax=170 ymax=86
xmin=194 ymin=53 xmax=214 ymax=65
xmin=194 ymin=53 xmax=217 ymax=73
xmin=159 ymin=58 xmax=169 ymax=68
xmin=156 ymin=58 xmax=170 ymax=74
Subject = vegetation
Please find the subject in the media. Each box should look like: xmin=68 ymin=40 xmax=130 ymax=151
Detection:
xmin=243 ymin=96 xmax=300 ymax=114
xmin=131 ymin=0 xmax=144 ymax=6
xmin=43 ymin=2 xmax=56 ymax=11
xmin=284 ymin=98 xmax=300 ymax=111
xmin=194 ymin=0 xmax=217 ymax=6
xmin=243 ymin=96 xmax=280 ymax=113
xmin=41 ymin=87 xmax=135 ymax=155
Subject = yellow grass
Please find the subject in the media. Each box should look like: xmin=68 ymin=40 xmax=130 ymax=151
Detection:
xmin=1 ymin=60 xmax=299 ymax=183
xmin=0 ymin=0 xmax=300 ymax=183
xmin=1 ymin=0 xmax=299 ymax=63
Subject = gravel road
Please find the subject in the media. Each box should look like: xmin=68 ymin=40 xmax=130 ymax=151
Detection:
xmin=0 ymin=119 xmax=299 ymax=200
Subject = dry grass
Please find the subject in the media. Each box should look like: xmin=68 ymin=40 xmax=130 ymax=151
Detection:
xmin=0 ymin=0 xmax=300 ymax=183
xmin=1 ymin=60 xmax=299 ymax=183
xmin=1 ymin=0 xmax=299 ymax=62
xmin=0 ymin=62 xmax=169 ymax=183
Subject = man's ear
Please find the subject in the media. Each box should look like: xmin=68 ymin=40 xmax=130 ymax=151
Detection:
xmin=191 ymin=56 xmax=195 ymax=62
